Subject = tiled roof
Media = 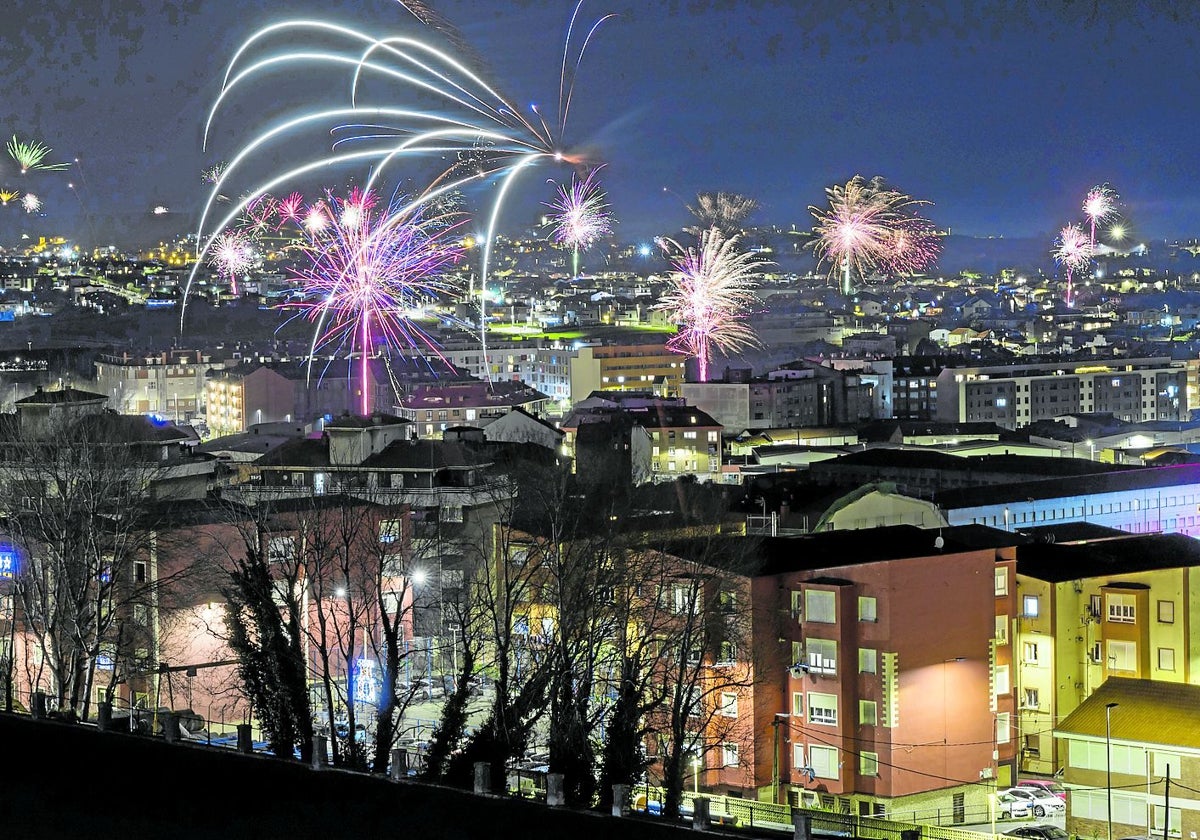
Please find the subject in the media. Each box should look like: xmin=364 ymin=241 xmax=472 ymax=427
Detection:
xmin=1056 ymin=678 xmax=1200 ymax=750
xmin=16 ymin=387 xmax=106 ymax=405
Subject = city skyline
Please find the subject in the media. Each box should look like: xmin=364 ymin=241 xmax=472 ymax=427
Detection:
xmin=2 ymin=1 xmax=1200 ymax=248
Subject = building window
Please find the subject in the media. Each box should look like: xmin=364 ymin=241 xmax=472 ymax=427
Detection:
xmin=1022 ymin=594 xmax=1039 ymax=618
xmin=134 ymin=560 xmax=148 ymax=584
xmin=1158 ymin=600 xmax=1175 ymax=624
xmin=996 ymin=712 xmax=1011 ymax=744
xmin=722 ymin=742 xmax=739 ymax=767
xmin=860 ymin=752 xmax=879 ymax=777
xmin=792 ymin=692 xmax=804 ymax=717
xmin=790 ymin=591 xmax=803 ymax=620
xmin=808 ymin=692 xmax=837 ymax=725
xmin=809 ymin=745 xmax=839 ymax=780
xmin=805 ymin=589 xmax=836 ymax=624
xmin=859 ymin=700 xmax=877 ymax=726
xmin=858 ymin=596 xmax=877 ymax=622
xmin=859 ymin=648 xmax=877 ymax=674
xmin=995 ymin=615 xmax=1008 ymax=645
xmin=807 ymin=638 xmax=837 ymax=674
xmin=1107 ymin=593 xmax=1136 ymax=623
xmin=994 ymin=569 xmax=1008 ymax=596
xmin=994 ymin=664 xmax=1010 ymax=695
xmin=718 ymin=691 xmax=738 ymax=718
xmin=1022 ymin=641 xmax=1039 ymax=664
xmin=1022 ymin=688 xmax=1039 ymax=709
xmin=1159 ymin=647 xmax=1176 ymax=672
xmin=1108 ymin=639 xmax=1136 ymax=672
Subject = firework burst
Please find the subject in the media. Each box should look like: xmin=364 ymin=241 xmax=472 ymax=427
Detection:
xmin=208 ymin=229 xmax=256 ymax=294
xmin=1083 ymin=184 xmax=1119 ymax=247
xmin=21 ymin=193 xmax=41 ymax=214
xmin=275 ymin=191 xmax=306 ymax=228
xmin=187 ymin=1 xmax=615 ymax=379
xmin=686 ymin=191 xmax=757 ymax=235
xmin=654 ymin=228 xmax=765 ymax=383
xmin=809 ymin=175 xmax=939 ymax=293
xmin=545 ymin=166 xmax=613 ymax=276
xmin=284 ymin=187 xmax=464 ymax=414
xmin=0 ymin=188 xmax=18 ymax=206
xmin=6 ymin=136 xmax=70 ymax=173
xmin=1053 ymin=223 xmax=1093 ymax=309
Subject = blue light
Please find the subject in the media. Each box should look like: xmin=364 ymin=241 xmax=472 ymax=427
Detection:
xmin=0 ymin=546 xmax=19 ymax=579
xmin=638 ymin=244 xmax=652 ymax=258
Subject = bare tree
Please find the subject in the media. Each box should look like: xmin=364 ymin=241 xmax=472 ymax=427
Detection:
xmin=0 ymin=411 xmax=186 ymax=719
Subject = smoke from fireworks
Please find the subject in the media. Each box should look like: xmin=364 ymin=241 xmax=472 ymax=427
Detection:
xmin=284 ymin=187 xmax=464 ymax=414
xmin=654 ymin=228 xmax=765 ymax=383
xmin=546 ymin=166 xmax=613 ymax=276
xmin=6 ymin=136 xmax=70 ymax=173
xmin=1083 ymin=184 xmax=1118 ymax=247
xmin=809 ymin=175 xmax=940 ymax=294
xmin=686 ymin=192 xmax=757 ymax=235
xmin=1053 ymin=223 xmax=1093 ymax=309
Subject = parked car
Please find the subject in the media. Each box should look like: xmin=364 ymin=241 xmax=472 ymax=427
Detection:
xmin=1017 ymin=779 xmax=1068 ymax=801
xmin=1001 ymin=787 xmax=1066 ymax=817
xmin=996 ymin=791 xmax=1032 ymax=819
xmin=1004 ymin=825 xmax=1069 ymax=840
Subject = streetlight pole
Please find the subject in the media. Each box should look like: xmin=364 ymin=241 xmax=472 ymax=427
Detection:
xmin=1106 ymin=701 xmax=1119 ymax=840
xmin=693 ymin=756 xmax=701 ymax=794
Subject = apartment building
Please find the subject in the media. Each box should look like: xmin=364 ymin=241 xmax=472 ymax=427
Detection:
xmin=568 ymin=340 xmax=684 ymax=402
xmin=935 ymin=356 xmax=1187 ymax=429
xmin=95 ymin=350 xmax=214 ymax=421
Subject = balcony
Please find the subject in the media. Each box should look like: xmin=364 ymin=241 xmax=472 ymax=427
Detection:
xmin=226 ymin=480 xmax=514 ymax=510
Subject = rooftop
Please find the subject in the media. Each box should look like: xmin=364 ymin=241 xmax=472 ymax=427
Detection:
xmin=937 ymin=463 xmax=1200 ymax=510
xmin=1017 ymin=532 xmax=1200 ymax=583
xmin=1056 ymin=677 xmax=1200 ymax=750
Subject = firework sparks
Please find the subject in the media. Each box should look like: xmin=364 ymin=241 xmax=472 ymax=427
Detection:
xmin=809 ymin=175 xmax=939 ymax=294
xmin=545 ymin=166 xmax=612 ymax=277
xmin=285 ymin=187 xmax=464 ymax=414
xmin=187 ymin=1 xmax=615 ymax=381
xmin=6 ymin=136 xmax=70 ymax=173
xmin=201 ymin=162 xmax=228 ymax=185
xmin=1053 ymin=223 xmax=1093 ymax=309
xmin=686 ymin=192 xmax=757 ymax=235
xmin=21 ymin=193 xmax=40 ymax=214
xmin=275 ymin=191 xmax=305 ymax=228
xmin=208 ymin=229 xmax=255 ymax=294
xmin=654 ymin=228 xmax=765 ymax=383
xmin=0 ymin=188 xmax=18 ymax=206
xmin=1083 ymin=184 xmax=1119 ymax=247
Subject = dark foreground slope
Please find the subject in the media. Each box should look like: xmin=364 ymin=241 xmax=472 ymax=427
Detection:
xmin=0 ymin=712 xmax=688 ymax=840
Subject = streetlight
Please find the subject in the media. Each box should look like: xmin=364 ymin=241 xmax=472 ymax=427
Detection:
xmin=692 ymin=755 xmax=701 ymax=794
xmin=1106 ymin=701 xmax=1119 ymax=840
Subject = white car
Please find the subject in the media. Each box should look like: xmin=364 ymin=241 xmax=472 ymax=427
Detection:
xmin=1001 ymin=787 xmax=1065 ymax=817
xmin=996 ymin=791 xmax=1032 ymax=819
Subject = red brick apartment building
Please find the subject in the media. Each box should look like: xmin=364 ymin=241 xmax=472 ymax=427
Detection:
xmin=666 ymin=525 xmax=1019 ymax=817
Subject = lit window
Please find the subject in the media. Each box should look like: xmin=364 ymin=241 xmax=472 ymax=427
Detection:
xmin=1158 ymin=647 xmax=1176 ymax=672
xmin=1159 ymin=600 xmax=1175 ymax=623
xmin=859 ymin=648 xmax=877 ymax=674
xmin=808 ymin=692 xmax=837 ymax=725
xmin=792 ymin=692 xmax=804 ymax=717
xmin=860 ymin=752 xmax=879 ymax=777
xmin=858 ymin=596 xmax=877 ymax=622
xmin=721 ymin=742 xmax=739 ymax=767
xmin=1022 ymin=595 xmax=1039 ymax=618
xmin=718 ymin=691 xmax=738 ymax=718
xmin=1107 ymin=593 xmax=1136 ymax=623
xmin=995 ymin=615 xmax=1009 ymax=645
xmin=994 ymin=569 xmax=1008 ymax=596
xmin=809 ymin=745 xmax=839 ymax=780
xmin=859 ymin=700 xmax=877 ymax=726
xmin=805 ymin=589 xmax=836 ymax=624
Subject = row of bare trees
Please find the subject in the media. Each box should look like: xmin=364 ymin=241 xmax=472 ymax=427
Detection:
xmin=0 ymin=414 xmax=760 ymax=815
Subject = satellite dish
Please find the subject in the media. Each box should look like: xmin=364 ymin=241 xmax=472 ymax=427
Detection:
xmin=934 ymin=536 xmax=945 ymax=550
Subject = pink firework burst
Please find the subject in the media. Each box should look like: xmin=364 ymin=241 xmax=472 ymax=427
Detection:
xmin=809 ymin=175 xmax=939 ymax=293
xmin=1083 ymin=184 xmax=1118 ymax=246
xmin=286 ymin=187 xmax=465 ymax=415
xmin=545 ymin=167 xmax=613 ymax=277
xmin=208 ymin=229 xmax=255 ymax=294
xmin=654 ymin=228 xmax=766 ymax=383
xmin=1053 ymin=223 xmax=1093 ymax=309
xmin=274 ymin=191 xmax=305 ymax=228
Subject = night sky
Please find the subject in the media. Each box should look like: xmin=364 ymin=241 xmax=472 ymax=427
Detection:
xmin=3 ymin=0 xmax=1200 ymax=248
